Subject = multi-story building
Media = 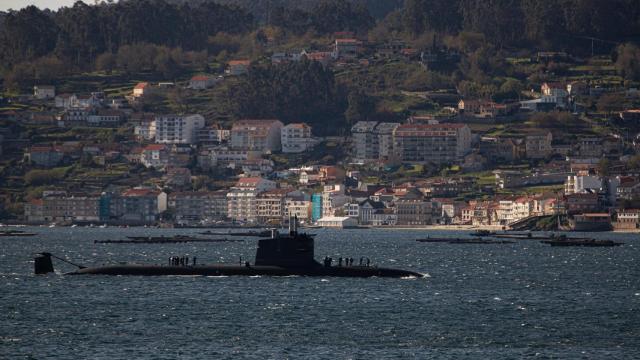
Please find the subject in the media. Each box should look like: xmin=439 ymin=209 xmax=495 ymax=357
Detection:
xmin=393 ymin=124 xmax=471 ymax=164
xmin=565 ymin=193 xmax=600 ymax=214
xmin=134 ymin=118 xmax=157 ymax=141
xmin=395 ymin=188 xmax=433 ymax=226
xmin=565 ymin=175 xmax=602 ymax=195
xmin=351 ymin=121 xmax=378 ymax=161
xmin=25 ymin=146 xmax=64 ymax=167
xmin=351 ymin=121 xmax=401 ymax=161
xmin=321 ymin=184 xmax=348 ymax=218
xmin=284 ymin=197 xmax=312 ymax=224
xmin=256 ymin=188 xmax=294 ymax=225
xmin=155 ymin=114 xmax=205 ymax=144
xmin=311 ymin=193 xmax=323 ymax=222
xmin=140 ymin=144 xmax=169 ymax=168
xmin=226 ymin=177 xmax=276 ymax=223
xmin=281 ymin=123 xmax=316 ymax=153
xmin=169 ymin=190 xmax=228 ymax=225
xmin=230 ymin=119 xmax=283 ymax=152
xmin=525 ymin=133 xmax=553 ymax=159
xmin=24 ymin=194 xmax=102 ymax=223
xmin=197 ymin=125 xmax=230 ymax=146
xmin=109 ymin=188 xmax=167 ymax=224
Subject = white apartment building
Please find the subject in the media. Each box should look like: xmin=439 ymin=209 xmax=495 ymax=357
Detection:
xmin=284 ymin=198 xmax=311 ymax=223
xmin=393 ymin=123 xmax=471 ymax=164
xmin=322 ymin=184 xmax=348 ymax=218
xmin=230 ymin=119 xmax=283 ymax=152
xmin=155 ymin=114 xmax=205 ymax=144
xmin=351 ymin=121 xmax=401 ymax=161
xmin=281 ymin=123 xmax=316 ymax=153
xmin=226 ymin=177 xmax=276 ymax=223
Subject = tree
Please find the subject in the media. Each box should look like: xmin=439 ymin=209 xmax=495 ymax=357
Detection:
xmin=95 ymin=52 xmax=116 ymax=74
xmin=598 ymin=158 xmax=611 ymax=176
xmin=345 ymin=90 xmax=375 ymax=125
xmin=615 ymin=43 xmax=640 ymax=81
xmin=597 ymin=93 xmax=627 ymax=116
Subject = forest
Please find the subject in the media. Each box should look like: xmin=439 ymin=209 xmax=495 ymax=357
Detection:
xmin=1 ymin=0 xmax=638 ymax=73
xmin=0 ymin=0 xmax=639 ymax=134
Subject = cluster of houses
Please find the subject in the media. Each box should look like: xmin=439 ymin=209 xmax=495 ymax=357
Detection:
xmin=21 ymin=167 xmax=640 ymax=230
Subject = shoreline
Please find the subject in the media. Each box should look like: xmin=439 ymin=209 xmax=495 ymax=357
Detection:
xmin=5 ymin=223 xmax=640 ymax=233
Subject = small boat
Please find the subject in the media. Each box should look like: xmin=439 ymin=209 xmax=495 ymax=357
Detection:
xmin=0 ymin=229 xmax=38 ymax=237
xmin=469 ymin=230 xmax=496 ymax=237
xmin=416 ymin=237 xmax=513 ymax=244
xmin=541 ymin=237 xmax=623 ymax=247
xmin=95 ymin=237 xmax=243 ymax=244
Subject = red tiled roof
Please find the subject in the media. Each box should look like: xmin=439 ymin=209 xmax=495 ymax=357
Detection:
xmin=134 ymin=82 xmax=149 ymax=90
xmin=236 ymin=177 xmax=263 ymax=185
xmin=229 ymin=60 xmax=251 ymax=66
xmin=122 ymin=188 xmax=159 ymax=197
xmin=144 ymin=144 xmax=167 ymax=151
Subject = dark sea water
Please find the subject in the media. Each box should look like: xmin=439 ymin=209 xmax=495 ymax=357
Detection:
xmin=1 ymin=227 xmax=639 ymax=359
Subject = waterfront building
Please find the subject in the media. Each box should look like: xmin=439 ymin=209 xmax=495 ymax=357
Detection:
xmin=226 ymin=177 xmax=276 ymax=223
xmin=169 ymin=190 xmax=228 ymax=226
xmin=109 ymin=189 xmax=167 ymax=225
xmin=311 ymin=193 xmax=323 ymax=222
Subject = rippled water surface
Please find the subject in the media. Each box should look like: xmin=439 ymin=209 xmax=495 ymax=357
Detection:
xmin=1 ymin=227 xmax=639 ymax=359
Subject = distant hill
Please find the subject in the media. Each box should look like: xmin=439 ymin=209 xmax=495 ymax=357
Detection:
xmin=164 ymin=0 xmax=402 ymax=21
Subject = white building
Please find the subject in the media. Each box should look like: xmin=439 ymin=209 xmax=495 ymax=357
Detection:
xmin=317 ymin=216 xmax=358 ymax=228
xmin=393 ymin=124 xmax=472 ymax=164
xmin=140 ymin=144 xmax=169 ymax=168
xmin=284 ymin=197 xmax=311 ymax=223
xmin=34 ymin=85 xmax=55 ymax=99
xmin=155 ymin=114 xmax=205 ymax=144
xmin=322 ymin=184 xmax=348 ymax=218
xmin=281 ymin=123 xmax=317 ymax=153
xmin=134 ymin=120 xmax=157 ymax=141
xmin=351 ymin=121 xmax=401 ymax=161
xmin=226 ymin=177 xmax=276 ymax=223
xmin=230 ymin=119 xmax=283 ymax=152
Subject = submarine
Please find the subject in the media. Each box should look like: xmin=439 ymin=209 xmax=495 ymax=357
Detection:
xmin=35 ymin=217 xmax=424 ymax=278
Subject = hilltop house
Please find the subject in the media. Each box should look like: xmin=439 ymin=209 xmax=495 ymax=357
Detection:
xmin=188 ymin=75 xmax=220 ymax=90
xmin=34 ymin=85 xmax=55 ymax=99
xmin=226 ymin=60 xmax=251 ymax=75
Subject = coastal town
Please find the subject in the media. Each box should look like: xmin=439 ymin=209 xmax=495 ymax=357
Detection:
xmin=1 ymin=1 xmax=639 ymax=232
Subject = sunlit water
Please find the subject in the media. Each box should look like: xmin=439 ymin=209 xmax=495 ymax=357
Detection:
xmin=1 ymin=227 xmax=639 ymax=359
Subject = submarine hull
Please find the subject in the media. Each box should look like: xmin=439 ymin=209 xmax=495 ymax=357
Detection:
xmin=66 ymin=264 xmax=423 ymax=278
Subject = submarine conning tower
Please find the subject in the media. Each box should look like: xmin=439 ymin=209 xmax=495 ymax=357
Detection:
xmin=254 ymin=216 xmax=316 ymax=267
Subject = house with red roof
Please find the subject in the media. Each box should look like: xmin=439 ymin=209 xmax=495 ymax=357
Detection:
xmin=226 ymin=60 xmax=251 ymax=75
xmin=132 ymin=82 xmax=152 ymax=98
xmin=140 ymin=144 xmax=169 ymax=168
xmin=188 ymin=75 xmax=220 ymax=90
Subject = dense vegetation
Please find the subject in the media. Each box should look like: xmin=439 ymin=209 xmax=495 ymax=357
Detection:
xmin=231 ymin=59 xmax=344 ymax=135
